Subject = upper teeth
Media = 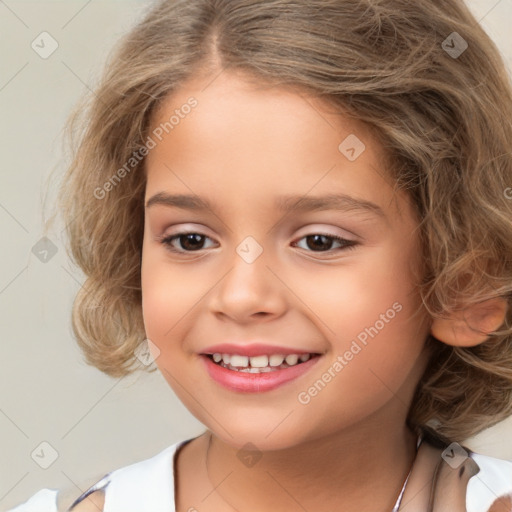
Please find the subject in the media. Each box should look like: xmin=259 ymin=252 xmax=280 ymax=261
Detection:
xmin=211 ymin=353 xmax=312 ymax=367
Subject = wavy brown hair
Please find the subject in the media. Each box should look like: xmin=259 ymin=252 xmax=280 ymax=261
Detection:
xmin=51 ymin=0 xmax=512 ymax=443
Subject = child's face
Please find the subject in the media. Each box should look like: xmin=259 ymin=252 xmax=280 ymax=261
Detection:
xmin=141 ymin=71 xmax=432 ymax=449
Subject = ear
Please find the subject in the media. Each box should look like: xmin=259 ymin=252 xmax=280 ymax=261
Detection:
xmin=430 ymin=297 xmax=508 ymax=347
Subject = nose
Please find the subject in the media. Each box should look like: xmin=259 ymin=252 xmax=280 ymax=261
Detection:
xmin=208 ymin=236 xmax=287 ymax=324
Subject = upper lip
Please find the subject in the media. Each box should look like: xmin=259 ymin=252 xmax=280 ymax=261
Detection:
xmin=200 ymin=343 xmax=321 ymax=357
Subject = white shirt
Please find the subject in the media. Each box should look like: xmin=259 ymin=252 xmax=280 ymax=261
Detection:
xmin=7 ymin=436 xmax=512 ymax=512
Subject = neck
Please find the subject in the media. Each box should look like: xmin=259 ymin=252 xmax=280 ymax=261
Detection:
xmin=201 ymin=414 xmax=419 ymax=512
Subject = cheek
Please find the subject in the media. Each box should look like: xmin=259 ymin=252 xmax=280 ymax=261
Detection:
xmin=304 ymin=242 xmax=421 ymax=338
xmin=140 ymin=244 xmax=210 ymax=357
xmin=140 ymin=244 xmax=184 ymax=350
xmin=307 ymin=242 xmax=426 ymax=388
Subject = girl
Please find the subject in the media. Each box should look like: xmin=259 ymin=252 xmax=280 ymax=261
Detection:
xmin=9 ymin=0 xmax=512 ymax=510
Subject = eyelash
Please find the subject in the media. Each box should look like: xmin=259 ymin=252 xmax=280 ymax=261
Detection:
xmin=159 ymin=231 xmax=359 ymax=255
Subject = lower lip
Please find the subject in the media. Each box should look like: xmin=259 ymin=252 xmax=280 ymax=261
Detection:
xmin=200 ymin=354 xmax=321 ymax=393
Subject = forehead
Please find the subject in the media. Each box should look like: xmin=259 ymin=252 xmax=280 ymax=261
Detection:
xmin=144 ymin=71 xmax=403 ymax=217
xmin=148 ymin=72 xmax=376 ymax=157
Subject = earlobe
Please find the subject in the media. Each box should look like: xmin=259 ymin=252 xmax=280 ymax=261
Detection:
xmin=430 ymin=297 xmax=508 ymax=347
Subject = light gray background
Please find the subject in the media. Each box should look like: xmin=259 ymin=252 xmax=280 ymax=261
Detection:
xmin=1 ymin=1 xmax=512 ymax=510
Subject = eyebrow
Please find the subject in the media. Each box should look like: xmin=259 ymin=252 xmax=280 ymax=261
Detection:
xmin=145 ymin=192 xmax=386 ymax=219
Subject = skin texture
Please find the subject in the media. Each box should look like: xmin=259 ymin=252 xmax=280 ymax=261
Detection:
xmin=140 ymin=70 xmax=436 ymax=511
xmin=489 ymin=495 xmax=512 ymax=512
xmin=66 ymin=490 xmax=105 ymax=512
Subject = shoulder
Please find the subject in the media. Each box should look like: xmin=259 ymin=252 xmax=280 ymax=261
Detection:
xmin=61 ymin=471 xmax=111 ymax=512
xmin=415 ymin=434 xmax=512 ymax=512
xmin=65 ymin=490 xmax=105 ymax=512
xmin=466 ymin=450 xmax=512 ymax=512
xmin=469 ymin=450 xmax=512 ymax=480
xmin=7 ymin=437 xmax=198 ymax=512
xmin=67 ymin=437 xmax=195 ymax=511
xmin=6 ymin=489 xmax=59 ymax=512
xmin=4 ymin=485 xmax=106 ymax=512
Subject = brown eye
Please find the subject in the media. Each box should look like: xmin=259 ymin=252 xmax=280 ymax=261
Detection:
xmin=161 ymin=232 xmax=215 ymax=252
xmin=159 ymin=231 xmax=358 ymax=255
xmin=293 ymin=233 xmax=358 ymax=253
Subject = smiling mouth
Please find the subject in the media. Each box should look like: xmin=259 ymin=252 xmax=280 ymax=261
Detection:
xmin=203 ymin=352 xmax=322 ymax=373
